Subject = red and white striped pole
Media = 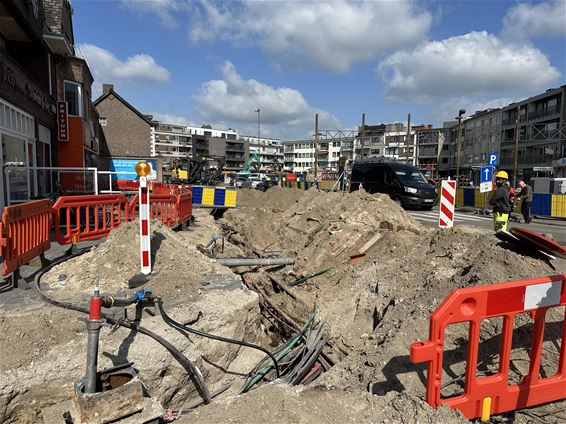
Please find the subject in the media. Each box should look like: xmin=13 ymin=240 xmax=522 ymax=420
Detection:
xmin=136 ymin=162 xmax=152 ymax=274
xmin=438 ymin=179 xmax=456 ymax=229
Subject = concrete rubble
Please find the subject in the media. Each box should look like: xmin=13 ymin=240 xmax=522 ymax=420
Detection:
xmin=0 ymin=187 xmax=564 ymax=423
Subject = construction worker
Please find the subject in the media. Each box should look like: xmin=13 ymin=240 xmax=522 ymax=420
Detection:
xmin=489 ymin=170 xmax=511 ymax=232
xmin=517 ymin=180 xmax=533 ymax=223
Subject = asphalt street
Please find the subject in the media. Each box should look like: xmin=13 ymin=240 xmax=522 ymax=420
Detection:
xmin=407 ymin=207 xmax=566 ymax=246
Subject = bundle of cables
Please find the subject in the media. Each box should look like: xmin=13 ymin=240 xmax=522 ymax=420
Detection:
xmin=240 ymin=310 xmax=326 ymax=394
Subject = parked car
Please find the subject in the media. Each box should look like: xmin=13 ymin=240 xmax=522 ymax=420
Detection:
xmin=350 ymin=160 xmax=437 ymax=209
xmin=256 ymin=180 xmax=277 ymax=192
xmin=233 ymin=174 xmax=251 ymax=188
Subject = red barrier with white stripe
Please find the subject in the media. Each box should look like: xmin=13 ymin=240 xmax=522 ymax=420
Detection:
xmin=139 ymin=176 xmax=151 ymax=274
xmin=439 ymin=180 xmax=456 ymax=228
xmin=410 ymin=273 xmax=566 ymax=419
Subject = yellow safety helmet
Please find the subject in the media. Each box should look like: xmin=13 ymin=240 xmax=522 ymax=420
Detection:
xmin=495 ymin=170 xmax=508 ymax=180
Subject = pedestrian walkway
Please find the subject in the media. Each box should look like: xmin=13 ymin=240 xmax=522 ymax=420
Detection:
xmin=407 ymin=210 xmax=492 ymax=224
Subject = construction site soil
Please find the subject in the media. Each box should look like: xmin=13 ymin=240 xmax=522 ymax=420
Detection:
xmin=0 ymin=187 xmax=564 ymax=423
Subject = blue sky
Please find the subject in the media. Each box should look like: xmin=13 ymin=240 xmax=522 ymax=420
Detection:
xmin=73 ymin=0 xmax=565 ymax=139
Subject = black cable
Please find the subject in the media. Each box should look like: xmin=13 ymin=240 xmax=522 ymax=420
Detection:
xmin=157 ymin=300 xmax=280 ymax=378
xmin=33 ymin=250 xmax=212 ymax=404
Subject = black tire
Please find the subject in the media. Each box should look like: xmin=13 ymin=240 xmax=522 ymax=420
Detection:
xmin=421 ymin=206 xmax=434 ymax=211
xmin=392 ymin=196 xmax=404 ymax=208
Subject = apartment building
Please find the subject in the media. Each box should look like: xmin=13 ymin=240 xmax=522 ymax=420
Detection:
xmin=499 ymin=85 xmax=565 ymax=182
xmin=240 ymin=135 xmax=284 ymax=172
xmin=208 ymin=137 xmax=249 ymax=171
xmin=152 ymin=122 xmax=191 ymax=160
xmin=414 ymin=127 xmax=446 ymax=176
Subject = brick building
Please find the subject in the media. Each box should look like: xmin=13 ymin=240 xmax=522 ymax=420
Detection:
xmin=94 ymin=84 xmax=160 ymax=178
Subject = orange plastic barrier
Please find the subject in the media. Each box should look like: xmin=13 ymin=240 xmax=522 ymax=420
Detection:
xmin=176 ymin=191 xmax=192 ymax=226
xmin=114 ymin=179 xmax=139 ymax=191
xmin=52 ymin=194 xmax=129 ymax=245
xmin=0 ymin=199 xmax=51 ymax=276
xmin=128 ymin=193 xmax=179 ymax=228
xmin=411 ymin=273 xmax=566 ymax=419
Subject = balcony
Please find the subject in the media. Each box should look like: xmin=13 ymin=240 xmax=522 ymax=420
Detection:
xmin=225 ymin=144 xmax=245 ymax=152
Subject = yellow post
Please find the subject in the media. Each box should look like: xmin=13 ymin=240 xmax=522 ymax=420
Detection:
xmin=481 ymin=397 xmax=492 ymax=421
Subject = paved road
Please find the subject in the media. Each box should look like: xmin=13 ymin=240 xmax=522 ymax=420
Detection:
xmin=406 ymin=207 xmax=566 ymax=245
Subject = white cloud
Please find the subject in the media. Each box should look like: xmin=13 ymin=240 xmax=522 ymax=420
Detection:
xmin=377 ymin=31 xmax=561 ymax=104
xmin=149 ymin=112 xmax=198 ymax=126
xmin=77 ymin=43 xmax=171 ymax=93
xmin=193 ymin=61 xmax=340 ymax=138
xmin=187 ymin=0 xmax=432 ymax=72
xmin=502 ymin=1 xmax=566 ymax=40
xmin=120 ymin=0 xmax=184 ymax=29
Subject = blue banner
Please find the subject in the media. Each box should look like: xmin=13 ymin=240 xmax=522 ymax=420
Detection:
xmin=110 ymin=158 xmax=158 ymax=180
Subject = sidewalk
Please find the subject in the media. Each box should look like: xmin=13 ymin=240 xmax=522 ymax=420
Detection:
xmin=456 ymin=206 xmax=566 ymax=227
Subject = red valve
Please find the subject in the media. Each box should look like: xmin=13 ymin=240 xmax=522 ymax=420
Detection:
xmin=89 ymin=296 xmax=103 ymax=320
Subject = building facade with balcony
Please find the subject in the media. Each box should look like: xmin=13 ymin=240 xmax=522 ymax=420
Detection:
xmin=415 ymin=127 xmax=446 ymax=176
xmin=499 ymin=85 xmax=565 ymax=182
xmin=240 ymin=135 xmax=283 ymax=172
xmin=152 ymin=122 xmax=191 ymax=160
xmin=208 ymin=137 xmax=249 ymax=171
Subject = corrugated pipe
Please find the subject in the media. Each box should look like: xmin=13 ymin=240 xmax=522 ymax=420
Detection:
xmin=217 ymin=257 xmax=295 ymax=267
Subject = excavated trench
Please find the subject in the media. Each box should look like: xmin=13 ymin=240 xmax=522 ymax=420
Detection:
xmin=1 ymin=187 xmax=565 ymax=424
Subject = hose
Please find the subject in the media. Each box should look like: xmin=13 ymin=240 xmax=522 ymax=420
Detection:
xmin=156 ymin=300 xmax=280 ymax=379
xmin=33 ymin=250 xmax=212 ymax=404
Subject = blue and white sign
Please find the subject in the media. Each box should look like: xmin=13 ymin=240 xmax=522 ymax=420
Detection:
xmin=110 ymin=158 xmax=158 ymax=181
xmin=480 ymin=165 xmax=493 ymax=193
xmin=489 ymin=152 xmax=498 ymax=167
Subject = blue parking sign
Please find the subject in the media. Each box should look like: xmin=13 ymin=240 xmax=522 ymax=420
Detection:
xmin=489 ymin=152 xmax=498 ymax=166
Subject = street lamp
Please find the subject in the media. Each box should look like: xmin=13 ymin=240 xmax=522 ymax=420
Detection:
xmin=455 ymin=108 xmax=466 ymax=180
xmin=254 ymin=108 xmax=260 ymax=144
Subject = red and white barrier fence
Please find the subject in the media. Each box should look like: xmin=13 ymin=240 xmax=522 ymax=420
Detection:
xmin=439 ymin=180 xmax=456 ymax=229
xmin=139 ymin=176 xmax=151 ymax=275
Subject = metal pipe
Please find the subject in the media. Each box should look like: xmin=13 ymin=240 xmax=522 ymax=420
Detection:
xmin=85 ymin=319 xmax=103 ymax=394
xmin=217 ymin=257 xmax=295 ymax=267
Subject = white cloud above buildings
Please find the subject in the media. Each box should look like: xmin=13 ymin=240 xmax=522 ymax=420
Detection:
xmin=149 ymin=112 xmax=198 ymax=126
xmin=377 ymin=31 xmax=561 ymax=104
xmin=502 ymin=1 xmax=566 ymax=40
xmin=77 ymin=43 xmax=171 ymax=96
xmin=120 ymin=0 xmax=184 ymax=29
xmin=186 ymin=0 xmax=433 ymax=72
xmin=193 ymin=61 xmax=340 ymax=137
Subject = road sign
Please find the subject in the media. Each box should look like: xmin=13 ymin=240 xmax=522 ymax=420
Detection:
xmin=438 ymin=180 xmax=456 ymax=229
xmin=480 ymin=165 xmax=493 ymax=193
xmin=489 ymin=152 xmax=498 ymax=166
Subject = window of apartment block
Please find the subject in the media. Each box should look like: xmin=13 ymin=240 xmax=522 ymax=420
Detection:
xmin=442 ymin=157 xmax=448 ymax=163
xmin=64 ymin=81 xmax=82 ymax=116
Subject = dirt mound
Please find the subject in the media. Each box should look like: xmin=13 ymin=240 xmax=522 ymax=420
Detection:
xmin=43 ymin=220 xmax=234 ymax=300
xmin=178 ymin=383 xmax=466 ymax=424
xmin=220 ymin=188 xmax=564 ymax=420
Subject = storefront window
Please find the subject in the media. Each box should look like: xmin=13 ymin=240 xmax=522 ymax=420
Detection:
xmin=2 ymin=134 xmax=28 ymax=201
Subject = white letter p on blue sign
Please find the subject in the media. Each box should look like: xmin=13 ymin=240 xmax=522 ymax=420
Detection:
xmin=489 ymin=152 xmax=498 ymax=166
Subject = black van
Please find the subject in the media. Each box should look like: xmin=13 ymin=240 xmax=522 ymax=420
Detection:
xmin=350 ymin=160 xmax=437 ymax=209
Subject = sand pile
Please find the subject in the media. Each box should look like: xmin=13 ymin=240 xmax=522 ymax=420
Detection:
xmin=42 ymin=220 xmax=236 ymax=300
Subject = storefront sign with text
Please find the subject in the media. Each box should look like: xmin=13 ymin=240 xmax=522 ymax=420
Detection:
xmin=57 ymin=101 xmax=68 ymax=141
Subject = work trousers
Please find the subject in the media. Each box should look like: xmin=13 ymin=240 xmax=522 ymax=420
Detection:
xmin=493 ymin=212 xmax=509 ymax=232
xmin=521 ymin=201 xmax=532 ymax=223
